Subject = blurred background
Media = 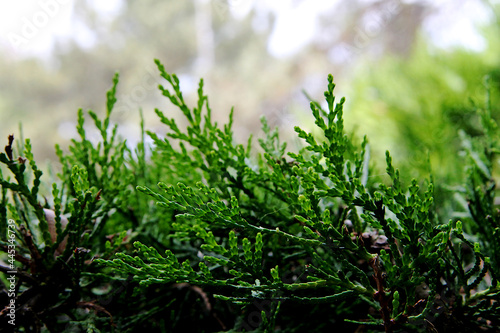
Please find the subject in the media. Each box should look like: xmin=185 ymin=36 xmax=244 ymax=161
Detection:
xmin=0 ymin=0 xmax=499 ymax=184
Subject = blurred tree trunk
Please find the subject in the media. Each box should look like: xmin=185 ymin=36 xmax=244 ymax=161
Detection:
xmin=194 ymin=0 xmax=215 ymax=74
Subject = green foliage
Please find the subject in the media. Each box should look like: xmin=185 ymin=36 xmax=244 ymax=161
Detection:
xmin=346 ymin=34 xmax=500 ymax=187
xmin=1 ymin=60 xmax=500 ymax=332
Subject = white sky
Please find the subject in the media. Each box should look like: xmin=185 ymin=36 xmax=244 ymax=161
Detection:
xmin=0 ymin=0 xmax=494 ymax=61
xmin=0 ymin=0 xmax=122 ymax=60
xmin=0 ymin=1 xmax=73 ymax=59
xmin=423 ymin=0 xmax=493 ymax=51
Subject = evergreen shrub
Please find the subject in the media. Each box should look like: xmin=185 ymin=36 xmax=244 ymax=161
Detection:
xmin=1 ymin=59 xmax=500 ymax=332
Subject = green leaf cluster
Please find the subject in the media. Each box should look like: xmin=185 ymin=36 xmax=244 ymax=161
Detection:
xmin=1 ymin=60 xmax=500 ymax=332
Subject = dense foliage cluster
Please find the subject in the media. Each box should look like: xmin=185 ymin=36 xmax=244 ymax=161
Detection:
xmin=1 ymin=60 xmax=500 ymax=332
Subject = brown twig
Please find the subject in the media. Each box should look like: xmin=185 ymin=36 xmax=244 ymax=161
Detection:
xmin=370 ymin=255 xmax=394 ymax=333
xmin=172 ymin=283 xmax=227 ymax=330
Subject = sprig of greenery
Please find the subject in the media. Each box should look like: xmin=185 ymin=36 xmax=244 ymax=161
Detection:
xmin=2 ymin=60 xmax=500 ymax=332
